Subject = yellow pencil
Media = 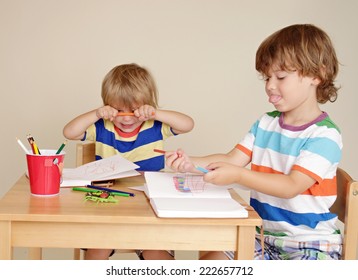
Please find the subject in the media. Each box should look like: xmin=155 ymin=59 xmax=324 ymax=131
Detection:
xmin=27 ymin=134 xmax=41 ymax=155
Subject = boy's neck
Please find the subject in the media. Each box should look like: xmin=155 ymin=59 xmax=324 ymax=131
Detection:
xmin=282 ymin=102 xmax=322 ymax=126
xmin=114 ymin=125 xmax=142 ymax=138
xmin=280 ymin=110 xmax=325 ymax=128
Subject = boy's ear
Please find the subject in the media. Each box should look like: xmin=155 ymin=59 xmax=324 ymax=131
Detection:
xmin=313 ymin=65 xmax=327 ymax=85
xmin=312 ymin=76 xmax=321 ymax=86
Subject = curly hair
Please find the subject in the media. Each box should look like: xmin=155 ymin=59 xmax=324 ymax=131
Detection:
xmin=256 ymin=24 xmax=340 ymax=103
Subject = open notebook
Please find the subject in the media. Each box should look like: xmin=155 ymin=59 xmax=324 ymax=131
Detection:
xmin=144 ymin=172 xmax=248 ymax=218
xmin=61 ymin=154 xmax=140 ymax=187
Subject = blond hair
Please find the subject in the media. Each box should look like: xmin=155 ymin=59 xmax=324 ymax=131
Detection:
xmin=101 ymin=63 xmax=159 ymax=108
xmin=256 ymin=24 xmax=339 ymax=103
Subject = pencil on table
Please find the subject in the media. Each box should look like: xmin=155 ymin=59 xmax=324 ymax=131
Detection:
xmin=87 ymin=185 xmax=135 ymax=197
xmin=72 ymin=187 xmax=130 ymax=197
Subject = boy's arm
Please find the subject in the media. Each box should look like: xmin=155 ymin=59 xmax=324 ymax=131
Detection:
xmin=63 ymin=105 xmax=118 ymax=140
xmin=204 ymin=162 xmax=315 ymax=199
xmin=166 ymin=147 xmax=251 ymax=174
xmin=63 ymin=109 xmax=100 ymax=140
xmin=155 ymin=109 xmax=194 ymax=134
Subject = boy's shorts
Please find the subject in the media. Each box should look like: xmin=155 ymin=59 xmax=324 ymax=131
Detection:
xmin=224 ymin=236 xmax=341 ymax=260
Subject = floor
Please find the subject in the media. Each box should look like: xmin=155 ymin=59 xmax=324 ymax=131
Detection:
xmin=13 ymin=248 xmax=199 ymax=260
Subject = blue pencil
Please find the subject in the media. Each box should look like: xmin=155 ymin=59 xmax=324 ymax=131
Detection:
xmin=195 ymin=166 xmax=209 ymax=174
xmin=87 ymin=185 xmax=135 ymax=197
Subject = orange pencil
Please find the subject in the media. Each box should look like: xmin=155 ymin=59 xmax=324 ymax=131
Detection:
xmin=117 ymin=112 xmax=135 ymax=116
xmin=117 ymin=112 xmax=155 ymax=116
xmin=153 ymin=149 xmax=166 ymax=154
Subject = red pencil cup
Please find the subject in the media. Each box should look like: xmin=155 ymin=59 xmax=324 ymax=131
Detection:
xmin=26 ymin=150 xmax=65 ymax=196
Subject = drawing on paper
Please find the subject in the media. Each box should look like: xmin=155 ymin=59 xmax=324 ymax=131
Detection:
xmin=81 ymin=160 xmax=118 ymax=176
xmin=173 ymin=174 xmax=206 ymax=193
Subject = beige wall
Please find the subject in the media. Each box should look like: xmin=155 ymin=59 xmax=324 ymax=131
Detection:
xmin=1 ymin=1 xmax=357 ymax=198
xmin=1 ymin=0 xmax=357 ymax=261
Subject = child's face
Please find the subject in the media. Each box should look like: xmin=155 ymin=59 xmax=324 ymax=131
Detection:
xmin=264 ymin=67 xmax=319 ymax=114
xmin=111 ymin=103 xmax=144 ymax=133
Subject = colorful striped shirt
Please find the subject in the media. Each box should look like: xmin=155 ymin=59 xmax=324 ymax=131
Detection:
xmin=83 ymin=119 xmax=176 ymax=171
xmin=236 ymin=111 xmax=343 ymax=244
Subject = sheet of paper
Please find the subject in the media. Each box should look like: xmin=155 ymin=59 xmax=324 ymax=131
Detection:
xmin=144 ymin=172 xmax=231 ymax=199
xmin=61 ymin=154 xmax=140 ymax=187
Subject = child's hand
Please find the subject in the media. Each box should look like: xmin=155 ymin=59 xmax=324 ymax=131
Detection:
xmin=203 ymin=162 xmax=241 ymax=186
xmin=134 ymin=105 xmax=156 ymax=121
xmin=165 ymin=149 xmax=196 ymax=173
xmin=96 ymin=105 xmax=118 ymax=121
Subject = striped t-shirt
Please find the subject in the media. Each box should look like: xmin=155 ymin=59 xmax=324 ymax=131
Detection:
xmin=83 ymin=119 xmax=176 ymax=171
xmin=236 ymin=111 xmax=343 ymax=243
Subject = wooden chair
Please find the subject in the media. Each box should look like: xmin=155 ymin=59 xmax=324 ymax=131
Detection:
xmin=74 ymin=142 xmax=137 ymax=259
xmin=76 ymin=141 xmax=96 ymax=167
xmin=330 ymin=167 xmax=358 ymax=260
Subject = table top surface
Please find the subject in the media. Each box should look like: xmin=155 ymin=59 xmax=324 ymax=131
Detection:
xmin=0 ymin=174 xmax=261 ymax=226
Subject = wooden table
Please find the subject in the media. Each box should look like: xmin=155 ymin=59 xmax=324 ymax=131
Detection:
xmin=0 ymin=174 xmax=261 ymax=260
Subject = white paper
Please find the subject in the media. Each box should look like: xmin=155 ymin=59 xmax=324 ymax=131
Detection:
xmin=61 ymin=154 xmax=140 ymax=187
xmin=144 ymin=172 xmax=232 ymax=199
xmin=144 ymin=172 xmax=248 ymax=218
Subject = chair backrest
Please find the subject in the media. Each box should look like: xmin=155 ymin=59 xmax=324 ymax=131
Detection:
xmin=76 ymin=142 xmax=96 ymax=167
xmin=330 ymin=167 xmax=358 ymax=260
xmin=74 ymin=141 xmax=136 ymax=259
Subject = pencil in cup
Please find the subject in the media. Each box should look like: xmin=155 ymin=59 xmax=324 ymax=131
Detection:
xmin=26 ymin=134 xmax=41 ymax=155
xmin=16 ymin=137 xmax=29 ymax=154
xmin=56 ymin=140 xmax=67 ymax=154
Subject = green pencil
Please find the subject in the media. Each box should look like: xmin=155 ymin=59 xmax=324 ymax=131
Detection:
xmin=56 ymin=140 xmax=67 ymax=154
xmin=72 ymin=187 xmax=130 ymax=197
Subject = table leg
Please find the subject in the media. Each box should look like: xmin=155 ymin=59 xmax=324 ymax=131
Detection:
xmin=28 ymin=248 xmax=42 ymax=260
xmin=0 ymin=221 xmax=12 ymax=260
xmin=235 ymin=226 xmax=256 ymax=260
xmin=74 ymin=248 xmax=81 ymax=260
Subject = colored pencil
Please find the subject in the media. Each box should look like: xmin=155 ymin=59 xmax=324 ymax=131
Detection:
xmin=16 ymin=137 xmax=29 ymax=154
xmin=117 ymin=112 xmax=155 ymax=116
xmin=72 ymin=187 xmax=130 ymax=197
xmin=154 ymin=149 xmax=182 ymax=158
xmin=153 ymin=149 xmax=166 ymax=154
xmin=26 ymin=134 xmax=36 ymax=154
xmin=117 ymin=112 xmax=135 ymax=116
xmin=195 ymin=166 xmax=209 ymax=174
xmin=86 ymin=185 xmax=135 ymax=197
xmin=154 ymin=150 xmax=206 ymax=172
xmin=56 ymin=140 xmax=67 ymax=154
xmin=27 ymin=134 xmax=41 ymax=155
